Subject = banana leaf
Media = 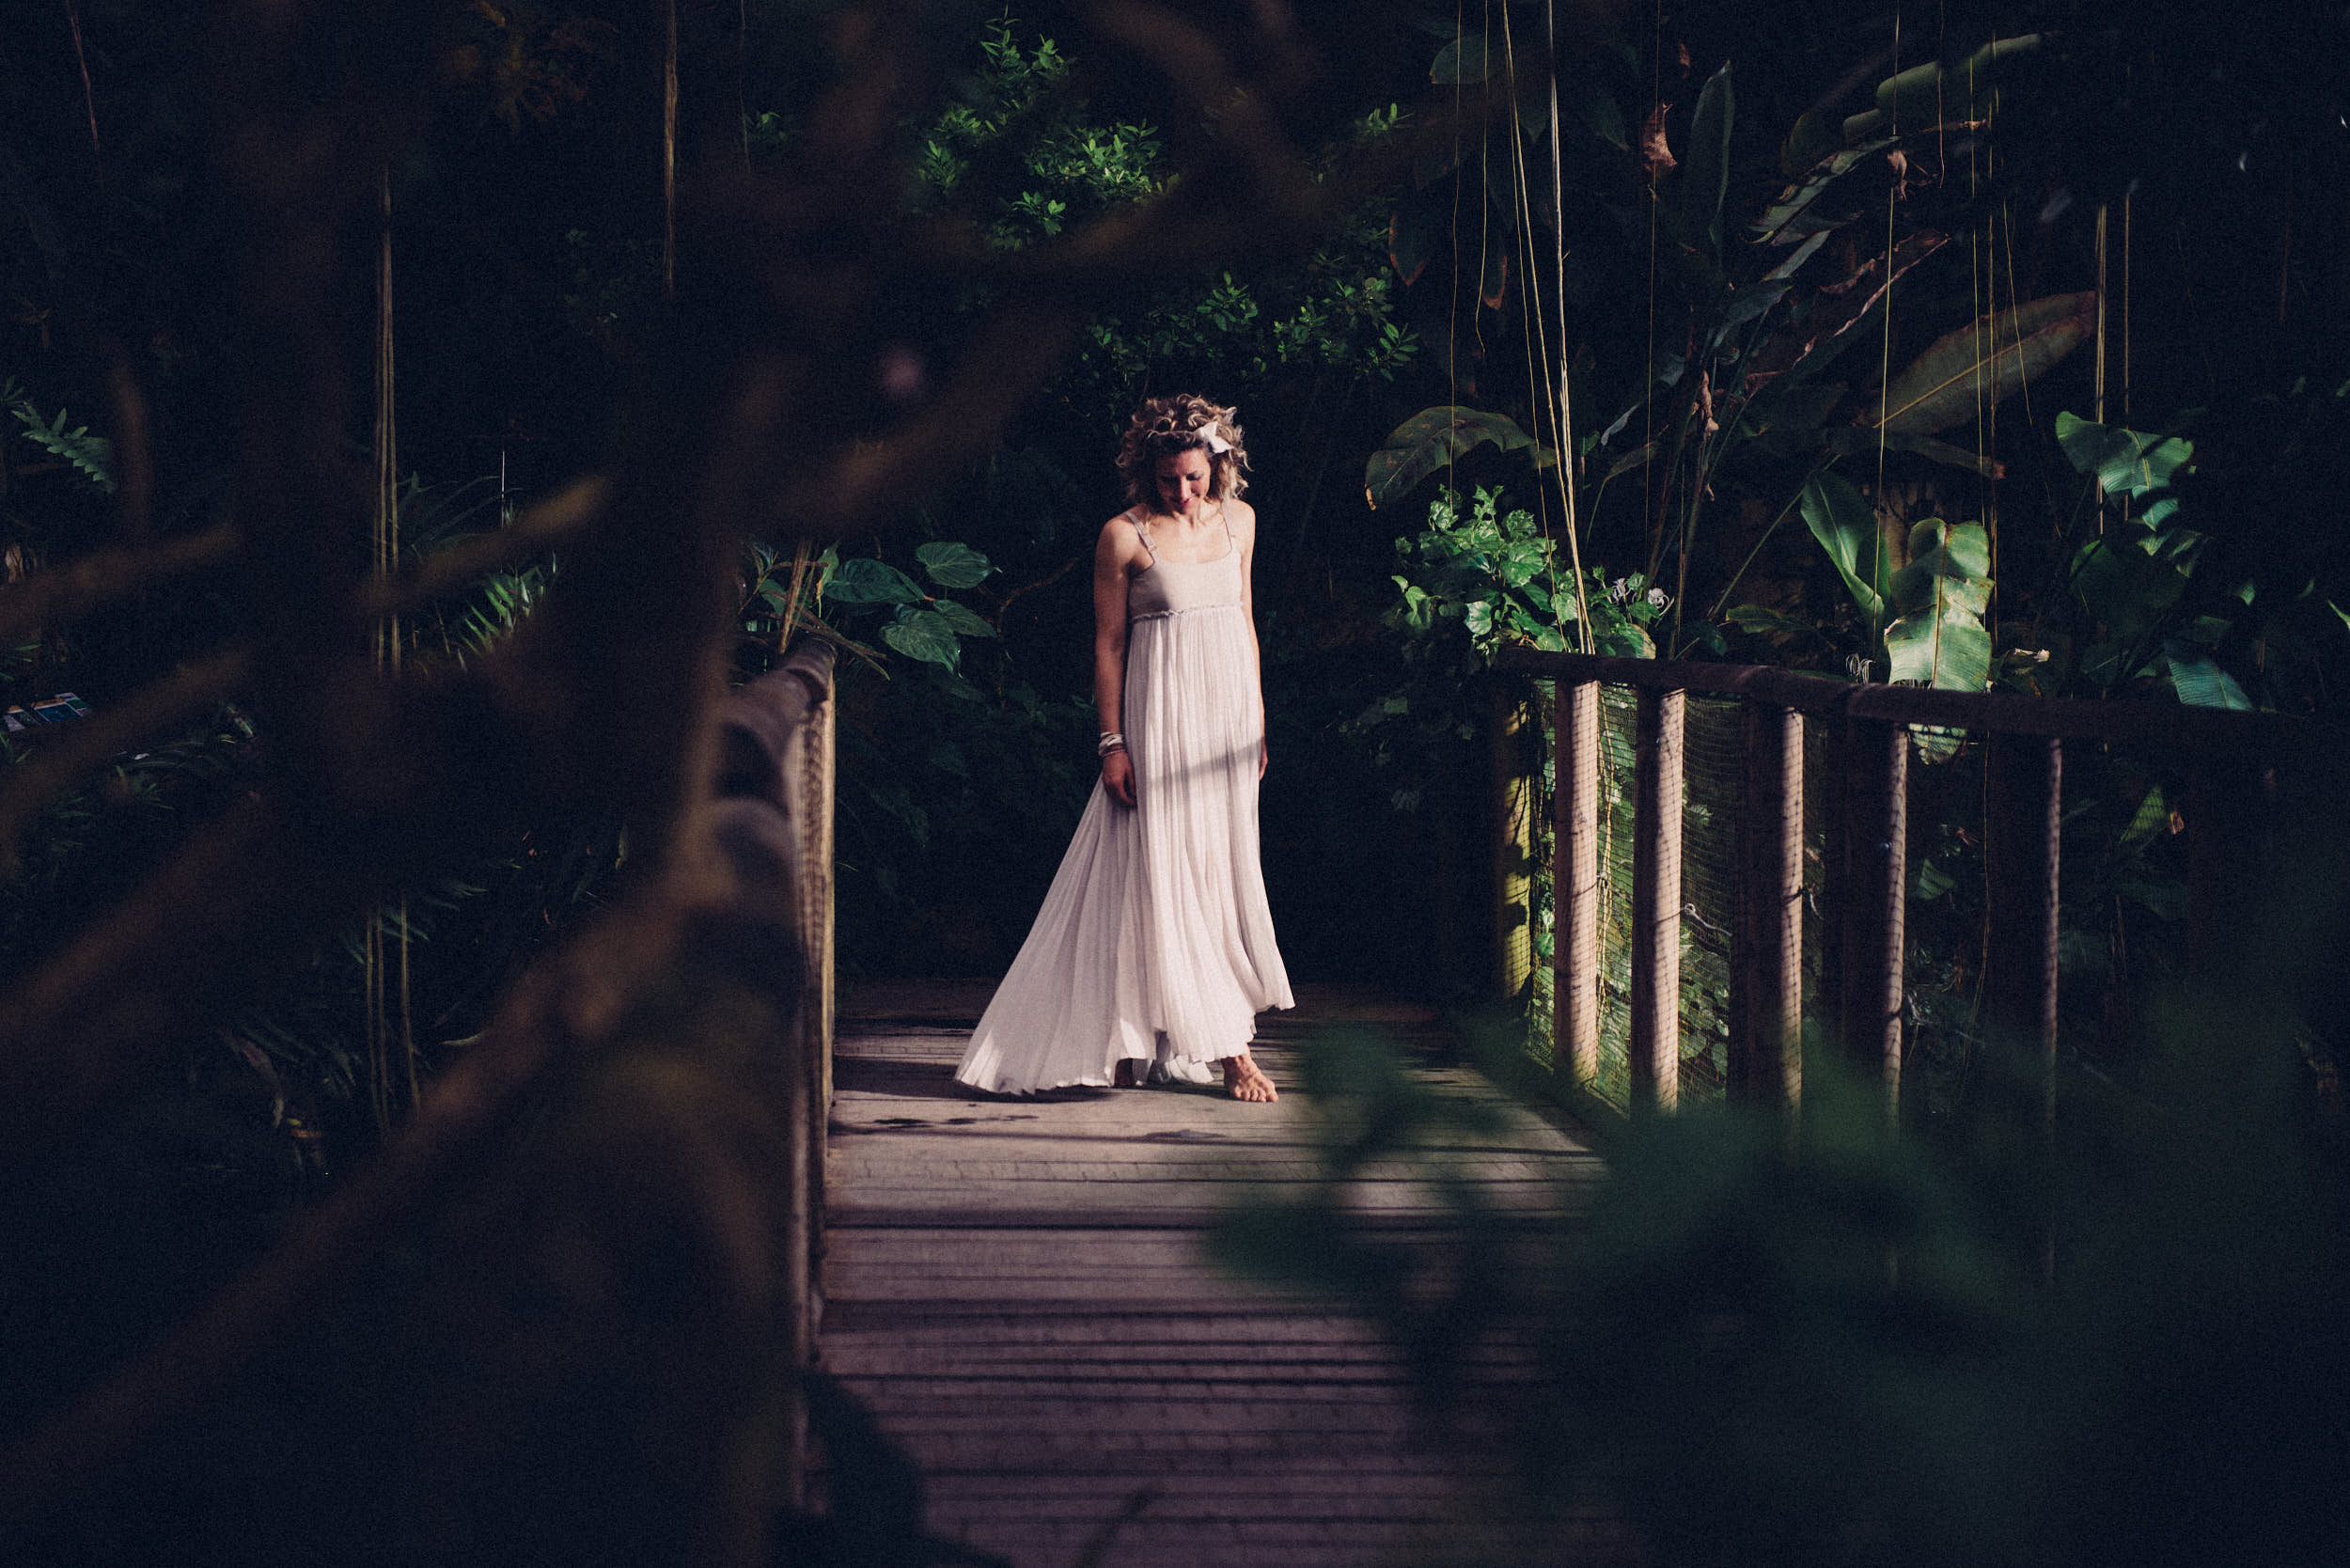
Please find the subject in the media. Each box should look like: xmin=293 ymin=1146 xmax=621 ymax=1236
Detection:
xmin=2072 ymin=536 xmax=2187 ymax=648
xmin=1823 ymin=425 xmax=2003 ymax=478
xmin=1680 ymin=64 xmax=1734 ymax=256
xmin=1742 ymin=229 xmax=1949 ymax=384
xmin=1885 ymin=520 xmax=1994 ymax=691
xmin=2163 ymin=645 xmax=2252 ymax=709
xmin=1365 ymin=406 xmax=1548 ymax=510
xmin=1869 ymin=291 xmax=2095 ymax=436
xmin=1778 ymin=110 xmax=1843 ymax=178
xmin=1874 ymin=34 xmax=2040 ymax=133
xmin=2054 ymin=412 xmax=2194 ymax=498
xmin=1799 ymin=470 xmax=1894 ymax=626
xmin=1753 ymin=142 xmax=1889 ymax=243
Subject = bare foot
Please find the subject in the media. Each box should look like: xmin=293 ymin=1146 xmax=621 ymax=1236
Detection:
xmin=1223 ymin=1053 xmax=1277 ymax=1103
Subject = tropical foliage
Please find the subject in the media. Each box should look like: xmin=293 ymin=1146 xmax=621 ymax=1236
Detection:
xmin=1 ymin=0 xmax=2345 ymax=1560
xmin=1211 ymin=917 xmax=2350 ymax=1565
xmin=1371 ymin=25 xmax=2101 ymax=680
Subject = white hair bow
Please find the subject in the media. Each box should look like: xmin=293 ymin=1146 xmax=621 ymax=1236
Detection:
xmin=1195 ymin=419 xmax=1232 ymax=454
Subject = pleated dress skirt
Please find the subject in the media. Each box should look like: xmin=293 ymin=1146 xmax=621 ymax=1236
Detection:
xmin=955 ymin=547 xmax=1292 ymax=1093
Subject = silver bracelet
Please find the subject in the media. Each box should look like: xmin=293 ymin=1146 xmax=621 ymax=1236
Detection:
xmin=1097 ymin=731 xmax=1125 ymax=756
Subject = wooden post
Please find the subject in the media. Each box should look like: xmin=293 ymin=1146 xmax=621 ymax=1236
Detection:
xmin=1493 ymin=690 xmax=1537 ymax=999
xmin=814 ymin=677 xmax=836 ymax=1121
xmin=799 ymin=657 xmax=835 ymax=1333
xmin=1630 ymin=687 xmax=1684 ymax=1110
xmin=750 ymin=638 xmax=837 ymax=1506
xmin=1555 ymin=680 xmax=1603 ymax=1088
xmin=1817 ymin=707 xmax=1846 ymax=1068
xmin=1732 ymin=703 xmax=1804 ymax=1109
xmin=1838 ymin=717 xmax=1907 ymax=1121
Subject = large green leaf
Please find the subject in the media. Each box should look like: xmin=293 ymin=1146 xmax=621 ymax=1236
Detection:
xmin=1388 ymin=205 xmax=1436 ymax=288
xmin=2053 ymin=412 xmax=2194 ymax=498
xmin=827 ymin=557 xmax=925 ymax=604
xmin=931 ymin=598 xmax=995 ymax=637
xmin=1752 ymin=142 xmax=1887 ymax=244
xmin=1821 ymin=425 xmax=2002 ymax=478
xmin=1891 ymin=518 xmax=1991 ymax=606
xmin=1762 ymin=229 xmax=1831 ymax=282
xmin=1885 ymin=520 xmax=1994 ymax=690
xmin=1798 ymin=470 xmax=1892 ymax=625
xmin=1743 ymin=229 xmax=1948 ymax=381
xmin=1679 ymin=64 xmax=1734 ymax=256
xmin=1874 ymin=34 xmax=2039 ymax=133
xmin=916 ymin=541 xmax=994 ymax=588
xmin=883 ymin=607 xmax=962 ymax=669
xmin=1590 ymin=619 xmax=1655 ymax=658
xmin=2163 ymin=645 xmax=2251 ymax=709
xmin=2119 ymin=784 xmax=2170 ymax=850
xmin=1842 ymin=108 xmax=1888 ymax=143
xmin=1430 ymin=31 xmax=1495 ymax=85
xmin=1778 ymin=109 xmax=1843 ymax=177
xmin=1495 ymin=540 xmax=1545 ymax=588
xmin=2072 ymin=537 xmax=2186 ymax=648
xmin=1870 ymin=291 xmax=2095 ymax=436
xmin=1565 ymin=71 xmax=1626 ymax=149
xmin=1365 ymin=405 xmax=1538 ymax=510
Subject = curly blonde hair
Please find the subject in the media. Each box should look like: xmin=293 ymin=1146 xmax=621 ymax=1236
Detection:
xmin=1115 ymin=394 xmax=1248 ymax=507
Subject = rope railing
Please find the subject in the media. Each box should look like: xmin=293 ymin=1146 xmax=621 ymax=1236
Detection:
xmin=713 ymin=638 xmax=839 ymax=1463
xmin=1494 ymin=645 xmax=2303 ymax=1123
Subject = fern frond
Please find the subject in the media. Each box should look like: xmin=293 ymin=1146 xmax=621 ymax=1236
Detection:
xmin=3 ymin=379 xmax=118 ymax=494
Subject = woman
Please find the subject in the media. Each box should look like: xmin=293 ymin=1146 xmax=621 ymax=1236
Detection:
xmin=956 ymin=395 xmax=1292 ymax=1101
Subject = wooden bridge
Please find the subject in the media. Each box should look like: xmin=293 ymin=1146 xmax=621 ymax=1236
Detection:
xmin=4 ymin=636 xmax=2318 ymax=1565
xmin=791 ymin=647 xmax=2314 ymax=1563
xmin=820 ymin=980 xmax=1606 ymax=1567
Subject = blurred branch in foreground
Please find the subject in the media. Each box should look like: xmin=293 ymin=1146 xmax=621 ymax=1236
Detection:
xmin=1212 ymin=803 xmax=2350 ymax=1568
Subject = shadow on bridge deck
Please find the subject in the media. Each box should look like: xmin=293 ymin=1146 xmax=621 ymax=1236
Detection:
xmin=820 ymin=981 xmax=1616 ymax=1568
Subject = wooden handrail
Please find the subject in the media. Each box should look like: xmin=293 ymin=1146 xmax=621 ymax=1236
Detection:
xmin=1493 ymin=645 xmax=2305 ymax=750
xmin=1497 ymin=645 xmax=2302 ymax=1124
xmin=711 ymin=641 xmax=838 ymax=1491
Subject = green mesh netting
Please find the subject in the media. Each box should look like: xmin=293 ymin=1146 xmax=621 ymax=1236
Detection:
xmin=1528 ymin=685 xmax=1748 ymax=1110
xmin=1527 ymin=688 xmax=2224 ymax=1121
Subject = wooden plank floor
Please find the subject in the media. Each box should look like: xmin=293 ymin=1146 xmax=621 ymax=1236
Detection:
xmin=820 ymin=982 xmax=1607 ymax=1568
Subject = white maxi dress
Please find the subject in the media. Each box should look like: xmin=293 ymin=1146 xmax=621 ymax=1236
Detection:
xmin=956 ymin=511 xmax=1292 ymax=1092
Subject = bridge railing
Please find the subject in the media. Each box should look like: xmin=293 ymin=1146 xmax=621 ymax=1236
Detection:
xmin=714 ymin=638 xmax=838 ymax=1459
xmin=1 ymin=639 xmax=840 ymax=1546
xmin=1493 ymin=646 xmax=2305 ymax=1121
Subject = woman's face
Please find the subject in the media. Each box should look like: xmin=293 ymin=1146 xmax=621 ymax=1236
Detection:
xmin=1152 ymin=449 xmax=1213 ymax=515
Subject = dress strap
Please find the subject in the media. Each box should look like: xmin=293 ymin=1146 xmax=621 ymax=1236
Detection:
xmin=1216 ymin=503 xmax=1236 ymax=556
xmin=1127 ymin=508 xmax=1158 ymax=567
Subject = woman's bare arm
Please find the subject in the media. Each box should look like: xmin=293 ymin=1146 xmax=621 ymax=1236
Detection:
xmin=1093 ymin=516 xmax=1143 ymax=806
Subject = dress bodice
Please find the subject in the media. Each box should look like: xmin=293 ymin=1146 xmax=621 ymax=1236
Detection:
xmin=1126 ymin=510 xmax=1243 ymax=619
